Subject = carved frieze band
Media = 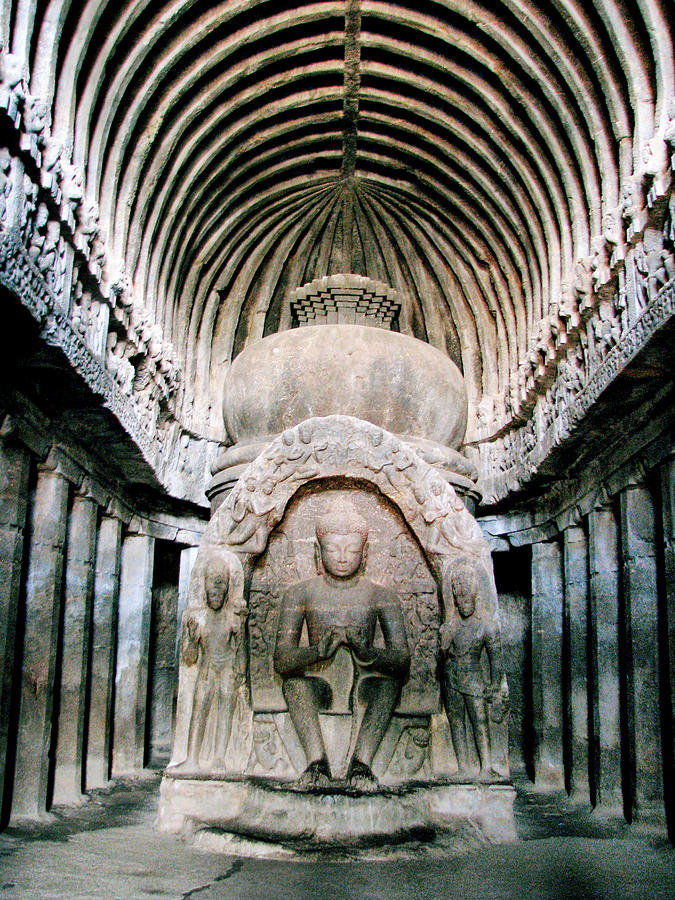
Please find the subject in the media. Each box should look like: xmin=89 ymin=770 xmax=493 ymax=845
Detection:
xmin=0 ymin=231 xmax=155 ymax=458
xmin=483 ymin=277 xmax=674 ymax=503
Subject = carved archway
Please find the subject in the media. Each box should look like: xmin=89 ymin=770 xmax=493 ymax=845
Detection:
xmin=191 ymin=414 xmax=498 ymax=621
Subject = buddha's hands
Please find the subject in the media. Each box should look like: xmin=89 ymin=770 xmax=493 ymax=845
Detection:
xmin=316 ymin=629 xmax=342 ymax=661
xmin=346 ymin=628 xmax=375 ymax=665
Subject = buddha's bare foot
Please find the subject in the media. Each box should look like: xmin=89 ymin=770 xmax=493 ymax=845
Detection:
xmin=478 ymin=767 xmax=499 ymax=782
xmin=295 ymin=758 xmax=332 ymax=790
xmin=346 ymin=759 xmax=379 ymax=793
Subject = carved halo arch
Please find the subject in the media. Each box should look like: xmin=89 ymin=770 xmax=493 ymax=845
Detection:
xmin=187 ymin=415 xmax=500 ymax=624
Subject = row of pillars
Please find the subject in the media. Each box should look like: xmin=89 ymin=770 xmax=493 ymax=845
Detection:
xmin=530 ymin=462 xmax=673 ymax=826
xmin=0 ymin=433 xmax=198 ymax=822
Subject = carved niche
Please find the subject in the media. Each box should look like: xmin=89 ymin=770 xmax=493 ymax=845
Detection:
xmin=168 ymin=415 xmax=510 ymax=787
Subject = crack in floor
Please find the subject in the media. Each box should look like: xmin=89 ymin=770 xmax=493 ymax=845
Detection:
xmin=181 ymin=859 xmax=245 ymax=898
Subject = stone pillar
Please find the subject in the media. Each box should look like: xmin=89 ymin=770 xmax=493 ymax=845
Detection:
xmin=112 ymin=532 xmax=155 ymax=775
xmin=52 ymin=484 xmax=99 ymax=805
xmin=619 ymin=484 xmax=663 ymax=819
xmin=588 ymin=504 xmax=622 ymax=806
xmin=175 ymin=546 xmax=198 ymax=668
xmin=148 ymin=582 xmax=179 ymax=766
xmin=563 ymin=525 xmax=590 ymax=800
xmin=11 ymin=462 xmax=70 ymax=820
xmin=660 ymin=456 xmax=675 ymax=834
xmin=86 ymin=514 xmax=123 ymax=789
xmin=531 ymin=540 xmax=565 ymax=787
xmin=0 ymin=427 xmax=31 ymax=813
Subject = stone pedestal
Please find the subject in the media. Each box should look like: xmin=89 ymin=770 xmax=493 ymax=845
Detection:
xmin=112 ymin=533 xmax=155 ymax=775
xmin=531 ymin=540 xmax=564 ymax=787
xmin=86 ymin=515 xmax=123 ymax=788
xmin=0 ymin=435 xmax=31 ymax=814
xmin=52 ymin=489 xmax=98 ymax=805
xmin=158 ymin=774 xmax=516 ymax=852
xmin=11 ymin=464 xmax=70 ymax=820
xmin=160 ymin=415 xmax=513 ymax=853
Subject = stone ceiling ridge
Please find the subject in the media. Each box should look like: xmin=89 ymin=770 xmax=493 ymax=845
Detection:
xmin=1 ymin=0 xmax=672 ymax=448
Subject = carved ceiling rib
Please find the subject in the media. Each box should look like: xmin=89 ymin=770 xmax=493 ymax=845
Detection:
xmin=8 ymin=0 xmax=672 ymax=441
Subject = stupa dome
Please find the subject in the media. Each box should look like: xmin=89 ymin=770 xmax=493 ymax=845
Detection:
xmin=221 ymin=324 xmax=468 ymax=451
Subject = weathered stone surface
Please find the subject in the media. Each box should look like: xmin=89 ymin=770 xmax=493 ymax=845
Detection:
xmin=210 ymin=323 xmax=472 ymax=508
xmin=158 ymin=775 xmax=516 ymax=849
xmin=53 ymin=491 xmax=98 ymax=805
xmin=162 ymin=414 xmax=513 ymax=843
xmin=619 ymin=484 xmax=663 ymax=819
xmin=531 ymin=540 xmax=564 ymax=788
xmin=147 ymin=581 xmax=179 ymax=766
xmin=11 ymin=466 xmax=69 ymax=820
xmin=563 ymin=526 xmax=590 ymax=800
xmin=86 ymin=514 xmax=123 ymax=789
xmin=0 ymin=0 xmax=674 ymax=854
xmin=112 ymin=533 xmax=155 ymax=775
xmin=221 ymin=325 xmax=466 ymax=449
xmin=588 ymin=505 xmax=622 ymax=806
xmin=0 ymin=436 xmax=31 ymax=814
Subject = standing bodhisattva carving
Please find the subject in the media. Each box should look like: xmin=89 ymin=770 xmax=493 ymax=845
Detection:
xmin=440 ymin=561 xmax=509 ymax=779
xmin=172 ymin=547 xmax=246 ymax=770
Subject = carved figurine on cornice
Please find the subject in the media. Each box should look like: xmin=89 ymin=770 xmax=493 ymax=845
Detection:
xmin=603 ymin=206 xmax=626 ymax=270
xmin=0 ymin=149 xmax=12 ymax=226
xmin=590 ymin=234 xmax=612 ymax=294
xmin=110 ymin=270 xmax=133 ymax=314
xmin=575 ymin=255 xmax=594 ymax=315
xmin=535 ymin=316 xmax=556 ymax=368
xmin=89 ymin=228 xmax=107 ymax=279
xmin=61 ymin=161 xmax=84 ymax=222
xmin=592 ymin=297 xmax=622 ymax=356
xmin=23 ymin=97 xmax=48 ymax=146
xmin=0 ymin=52 xmax=26 ymax=117
xmin=106 ymin=332 xmax=135 ymax=396
xmin=634 ymin=227 xmax=675 ymax=310
xmin=39 ymin=139 xmax=63 ymax=205
xmin=642 ymin=136 xmax=670 ymax=199
xmin=621 ymin=174 xmax=647 ymax=239
xmin=558 ymin=282 xmax=581 ymax=330
xmin=76 ymin=199 xmax=101 ymax=260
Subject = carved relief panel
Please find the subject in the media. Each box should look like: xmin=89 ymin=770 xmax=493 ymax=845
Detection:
xmin=248 ymin=482 xmax=439 ymax=717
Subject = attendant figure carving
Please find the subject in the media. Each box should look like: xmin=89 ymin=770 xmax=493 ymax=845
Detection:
xmin=179 ymin=548 xmax=247 ymax=769
xmin=273 ymin=502 xmax=411 ymax=791
xmin=440 ymin=561 xmax=508 ymax=780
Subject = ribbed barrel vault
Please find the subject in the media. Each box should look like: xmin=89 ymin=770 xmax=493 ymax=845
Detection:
xmin=6 ymin=0 xmax=673 ymax=437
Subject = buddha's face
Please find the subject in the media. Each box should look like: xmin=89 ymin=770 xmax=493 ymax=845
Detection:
xmin=317 ymin=531 xmax=366 ymax=578
xmin=205 ymin=566 xmax=229 ymax=610
xmin=454 ymin=576 xmax=477 ymax=618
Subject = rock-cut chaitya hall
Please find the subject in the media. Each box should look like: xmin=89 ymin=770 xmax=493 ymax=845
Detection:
xmin=0 ymin=0 xmax=673 ymax=879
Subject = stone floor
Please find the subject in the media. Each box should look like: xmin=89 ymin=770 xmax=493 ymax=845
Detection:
xmin=0 ymin=774 xmax=672 ymax=899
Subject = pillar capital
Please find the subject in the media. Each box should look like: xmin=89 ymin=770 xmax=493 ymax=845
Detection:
xmin=41 ymin=447 xmax=83 ymax=486
xmin=105 ymin=496 xmax=133 ymax=525
xmin=77 ymin=476 xmax=110 ymax=507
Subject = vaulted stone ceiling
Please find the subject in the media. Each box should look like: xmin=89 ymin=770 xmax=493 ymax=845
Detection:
xmin=9 ymin=0 xmax=673 ymax=438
